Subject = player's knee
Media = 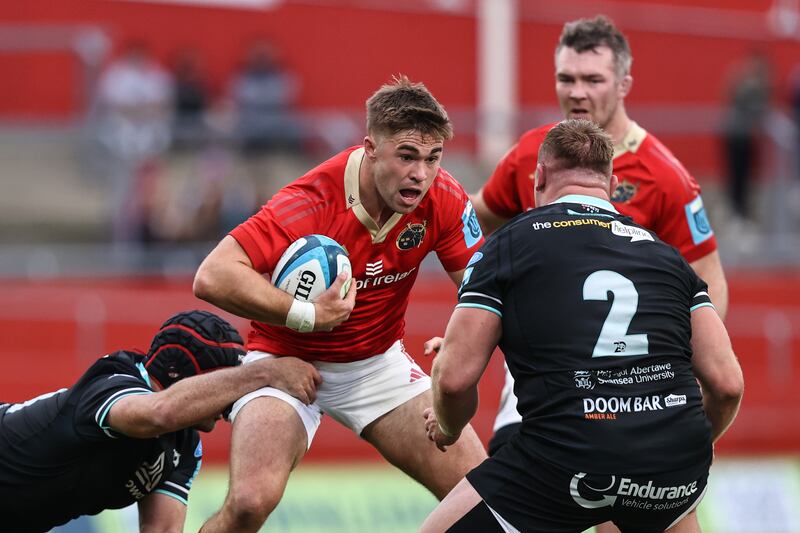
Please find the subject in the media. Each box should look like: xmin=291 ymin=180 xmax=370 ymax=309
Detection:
xmin=225 ymin=484 xmax=284 ymax=528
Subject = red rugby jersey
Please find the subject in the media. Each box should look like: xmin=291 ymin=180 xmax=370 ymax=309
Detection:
xmin=230 ymin=146 xmax=484 ymax=362
xmin=482 ymin=122 xmax=717 ymax=263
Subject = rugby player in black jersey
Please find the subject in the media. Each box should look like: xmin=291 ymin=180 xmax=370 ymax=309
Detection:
xmin=420 ymin=120 xmax=743 ymax=533
xmin=0 ymin=310 xmax=320 ymax=533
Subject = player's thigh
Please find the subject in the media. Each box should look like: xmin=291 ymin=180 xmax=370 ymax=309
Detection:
xmin=361 ymin=389 xmax=487 ymax=499
xmin=596 ymin=512 xmax=699 ymax=533
xmin=419 ymin=478 xmax=486 ymax=533
xmin=228 ymin=395 xmax=308 ymax=497
xmin=664 ymin=509 xmax=700 ymax=533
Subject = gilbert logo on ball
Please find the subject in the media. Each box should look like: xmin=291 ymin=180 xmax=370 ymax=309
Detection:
xmin=272 ymin=235 xmax=352 ymax=301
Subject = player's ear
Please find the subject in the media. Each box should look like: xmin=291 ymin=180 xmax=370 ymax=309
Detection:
xmin=534 ymin=163 xmax=547 ymax=192
xmin=618 ymin=74 xmax=633 ymax=98
xmin=609 ymin=173 xmax=619 ymax=198
xmin=364 ymin=135 xmax=377 ymax=159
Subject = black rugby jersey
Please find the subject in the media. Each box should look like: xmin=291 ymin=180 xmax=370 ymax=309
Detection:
xmin=0 ymin=351 xmax=202 ymax=533
xmin=458 ymin=195 xmax=714 ymax=475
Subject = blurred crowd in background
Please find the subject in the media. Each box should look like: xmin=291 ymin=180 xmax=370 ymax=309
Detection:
xmin=89 ymin=38 xmax=354 ymax=245
xmin=88 ymin=38 xmax=800 ymax=255
xmin=89 ymin=42 xmax=797 ymax=240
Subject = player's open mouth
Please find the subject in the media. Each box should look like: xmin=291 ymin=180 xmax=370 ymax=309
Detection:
xmin=570 ymin=109 xmax=590 ymax=117
xmin=399 ymin=189 xmax=421 ymax=203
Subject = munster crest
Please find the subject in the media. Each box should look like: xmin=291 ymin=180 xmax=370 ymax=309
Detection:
xmin=611 ymin=180 xmax=638 ymax=203
xmin=396 ymin=221 xmax=427 ymax=250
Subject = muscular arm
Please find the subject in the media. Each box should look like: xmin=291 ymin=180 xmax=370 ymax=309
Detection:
xmin=193 ymin=235 xmax=295 ymax=325
xmin=107 ymin=356 xmax=321 ymax=438
xmin=689 ymin=251 xmax=729 ymax=321
xmin=193 ymin=235 xmax=355 ymax=331
xmin=470 ymin=189 xmax=509 ymax=236
xmin=690 ymin=306 xmax=743 ymax=442
xmin=432 ymin=307 xmax=502 ymax=438
xmin=138 ymin=493 xmax=186 ymax=533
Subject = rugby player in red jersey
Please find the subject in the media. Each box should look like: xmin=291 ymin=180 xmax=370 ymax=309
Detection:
xmin=194 ymin=76 xmax=487 ymax=532
xmin=465 ymin=16 xmax=728 ymax=533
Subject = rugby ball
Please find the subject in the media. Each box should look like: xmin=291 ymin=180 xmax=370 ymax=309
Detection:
xmin=272 ymin=235 xmax=352 ymax=301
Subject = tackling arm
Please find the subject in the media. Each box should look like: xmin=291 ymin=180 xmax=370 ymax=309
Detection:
xmin=107 ymin=356 xmax=321 ymax=438
xmin=690 ymin=306 xmax=743 ymax=442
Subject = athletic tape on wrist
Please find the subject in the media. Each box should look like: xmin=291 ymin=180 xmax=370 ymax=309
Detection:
xmin=286 ymin=299 xmax=315 ymax=333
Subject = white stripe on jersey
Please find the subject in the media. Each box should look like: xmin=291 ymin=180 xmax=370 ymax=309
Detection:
xmin=95 ymin=387 xmax=152 ymax=426
xmin=164 ymin=481 xmax=190 ymax=496
xmin=460 ymin=291 xmax=503 ymax=305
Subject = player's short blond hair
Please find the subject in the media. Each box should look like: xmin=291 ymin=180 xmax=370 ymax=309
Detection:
xmin=556 ymin=15 xmax=633 ymax=78
xmin=366 ymin=75 xmax=453 ymax=141
xmin=539 ymin=119 xmax=613 ymax=177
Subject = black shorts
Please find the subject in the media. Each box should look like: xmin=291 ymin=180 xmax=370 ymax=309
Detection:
xmin=466 ymin=440 xmax=710 ymax=533
xmin=487 ymin=422 xmax=520 ymax=456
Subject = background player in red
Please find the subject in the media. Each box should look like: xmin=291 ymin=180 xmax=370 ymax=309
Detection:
xmin=194 ymin=76 xmax=488 ymax=532
xmin=466 ymin=16 xmax=729 ymax=533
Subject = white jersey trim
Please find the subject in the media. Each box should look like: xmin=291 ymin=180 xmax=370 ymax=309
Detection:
xmin=164 ymin=480 xmax=190 ymax=496
xmin=459 ymin=291 xmax=503 ymax=305
xmin=95 ymin=387 xmax=152 ymax=437
xmin=343 ymin=147 xmax=403 ymax=243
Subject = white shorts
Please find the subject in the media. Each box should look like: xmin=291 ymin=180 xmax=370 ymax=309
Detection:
xmin=492 ymin=362 xmax=522 ymax=432
xmin=229 ymin=340 xmax=431 ymax=448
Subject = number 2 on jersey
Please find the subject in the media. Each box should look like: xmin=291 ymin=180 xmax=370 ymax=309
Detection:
xmin=583 ymin=270 xmax=649 ymax=357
